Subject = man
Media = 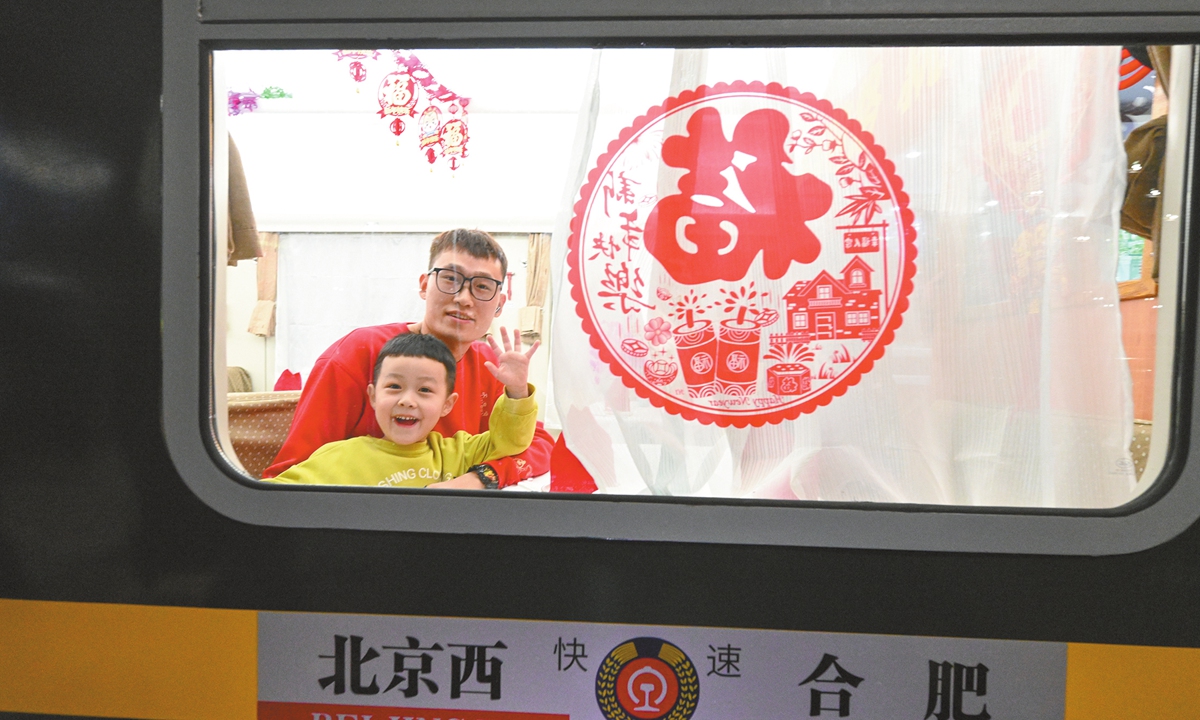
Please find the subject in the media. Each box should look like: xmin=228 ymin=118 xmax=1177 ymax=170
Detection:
xmin=262 ymin=228 xmax=552 ymax=488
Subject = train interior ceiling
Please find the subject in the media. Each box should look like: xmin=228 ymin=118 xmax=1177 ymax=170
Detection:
xmin=214 ymin=45 xmax=1185 ymax=508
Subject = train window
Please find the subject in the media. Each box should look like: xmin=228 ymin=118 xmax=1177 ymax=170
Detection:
xmin=161 ymin=2 xmax=1200 ymax=552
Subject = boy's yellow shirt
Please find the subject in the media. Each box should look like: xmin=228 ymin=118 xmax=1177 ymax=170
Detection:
xmin=268 ymin=392 xmax=537 ymax=487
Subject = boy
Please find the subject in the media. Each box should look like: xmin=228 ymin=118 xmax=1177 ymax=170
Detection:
xmin=267 ymin=329 xmax=539 ymax=489
xmin=262 ymin=228 xmax=553 ymax=488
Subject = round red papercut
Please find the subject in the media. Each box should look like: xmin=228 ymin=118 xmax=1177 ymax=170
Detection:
xmin=568 ymin=81 xmax=917 ymax=427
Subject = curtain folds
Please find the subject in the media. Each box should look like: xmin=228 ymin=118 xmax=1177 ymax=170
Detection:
xmin=520 ymin=232 xmax=552 ymax=340
xmin=248 ymin=231 xmax=279 ymax=337
xmin=550 ymin=46 xmax=1135 ymax=508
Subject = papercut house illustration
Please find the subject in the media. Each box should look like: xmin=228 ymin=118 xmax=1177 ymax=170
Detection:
xmin=780 ymin=258 xmax=882 ymax=342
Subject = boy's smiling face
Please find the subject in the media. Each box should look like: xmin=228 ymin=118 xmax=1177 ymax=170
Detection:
xmin=368 ymin=355 xmax=459 ymax=446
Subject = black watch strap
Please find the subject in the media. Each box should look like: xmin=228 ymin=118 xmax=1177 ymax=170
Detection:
xmin=469 ymin=464 xmax=500 ymax=490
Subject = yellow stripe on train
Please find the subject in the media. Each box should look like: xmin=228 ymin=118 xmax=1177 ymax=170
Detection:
xmin=5 ymin=599 xmax=1200 ymax=720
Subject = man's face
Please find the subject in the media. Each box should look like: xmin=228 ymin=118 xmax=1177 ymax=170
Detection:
xmin=419 ymin=249 xmax=506 ymax=348
xmin=368 ymin=355 xmax=458 ymax=446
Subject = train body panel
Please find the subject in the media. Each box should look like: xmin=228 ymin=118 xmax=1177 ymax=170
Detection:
xmin=2 ymin=0 xmax=1200 ymax=716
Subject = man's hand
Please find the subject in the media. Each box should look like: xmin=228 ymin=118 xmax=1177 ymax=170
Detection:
xmin=427 ymin=473 xmax=486 ymax=490
xmin=484 ymin=326 xmax=539 ymax=399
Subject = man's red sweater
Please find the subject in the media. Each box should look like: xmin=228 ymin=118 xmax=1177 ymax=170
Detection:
xmin=262 ymin=322 xmax=552 ymax=486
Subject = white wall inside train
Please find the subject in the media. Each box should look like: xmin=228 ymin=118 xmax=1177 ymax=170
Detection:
xmin=226 ymin=233 xmax=539 ymax=396
xmin=223 ymin=48 xmax=600 ymax=233
xmin=226 ymin=262 xmax=273 ymax=391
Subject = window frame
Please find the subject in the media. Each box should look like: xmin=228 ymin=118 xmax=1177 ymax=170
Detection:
xmin=162 ymin=0 xmax=1200 ymax=554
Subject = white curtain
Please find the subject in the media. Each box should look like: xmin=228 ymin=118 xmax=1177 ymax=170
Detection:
xmin=276 ymin=232 xmax=531 ymax=384
xmin=275 ymin=233 xmax=435 ymax=383
xmin=551 ymin=46 xmax=1135 ymax=508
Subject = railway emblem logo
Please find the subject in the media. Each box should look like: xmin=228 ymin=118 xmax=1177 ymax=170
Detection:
xmin=568 ymin=81 xmax=917 ymax=427
xmin=596 ymin=637 xmax=699 ymax=720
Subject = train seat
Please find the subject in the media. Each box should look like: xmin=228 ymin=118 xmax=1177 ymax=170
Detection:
xmin=226 ymin=390 xmax=301 ymax=478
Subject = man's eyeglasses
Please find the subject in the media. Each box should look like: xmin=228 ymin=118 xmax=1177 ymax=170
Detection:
xmin=428 ymin=267 xmax=503 ymax=301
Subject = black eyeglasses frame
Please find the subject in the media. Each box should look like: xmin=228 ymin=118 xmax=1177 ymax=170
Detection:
xmin=428 ymin=267 xmax=504 ymax=301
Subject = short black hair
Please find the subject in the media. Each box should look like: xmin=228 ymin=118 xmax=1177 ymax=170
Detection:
xmin=372 ymin=332 xmax=457 ymax=391
xmin=428 ymin=228 xmax=508 ymax=279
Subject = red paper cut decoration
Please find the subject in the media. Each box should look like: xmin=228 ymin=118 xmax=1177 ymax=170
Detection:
xmin=389 ymin=52 xmax=471 ymax=169
xmin=418 ymin=105 xmax=442 ymax=163
xmin=621 ymin=338 xmax=649 ymax=357
xmin=568 ymin=81 xmax=917 ymax=427
xmin=333 ymin=50 xmax=380 ymax=85
xmin=378 ymin=69 xmax=419 ymax=123
xmin=440 ymin=118 xmax=469 ymax=170
xmin=336 ymin=50 xmax=471 ymax=169
xmin=645 ymin=108 xmax=833 ymax=283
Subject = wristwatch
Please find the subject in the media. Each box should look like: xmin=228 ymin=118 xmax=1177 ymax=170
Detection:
xmin=469 ymin=464 xmax=500 ymax=490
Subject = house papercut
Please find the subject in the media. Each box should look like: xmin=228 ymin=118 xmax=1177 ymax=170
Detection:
xmin=778 ymin=257 xmax=882 ymax=342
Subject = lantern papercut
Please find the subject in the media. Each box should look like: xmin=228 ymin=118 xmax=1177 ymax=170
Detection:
xmin=333 ymin=50 xmax=379 ymax=89
xmin=336 ymin=50 xmax=470 ymax=169
xmin=439 ymin=118 xmax=469 ymax=170
xmin=378 ymin=70 xmax=419 ymax=123
xmin=418 ymin=105 xmax=442 ymax=163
